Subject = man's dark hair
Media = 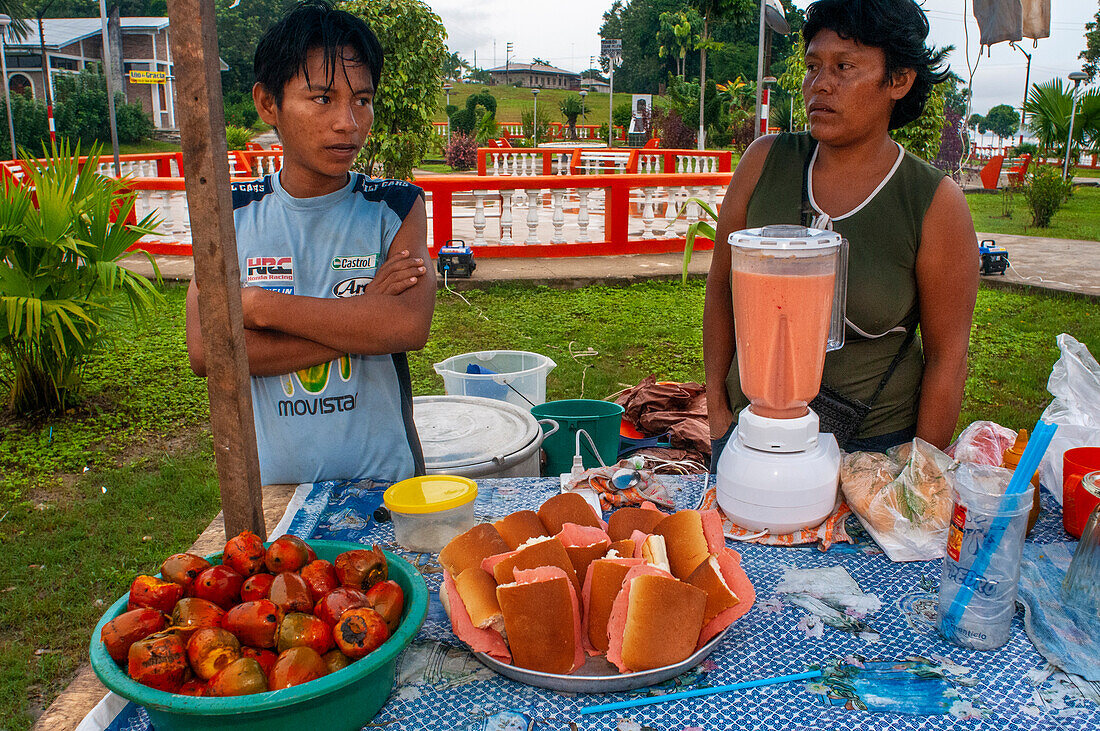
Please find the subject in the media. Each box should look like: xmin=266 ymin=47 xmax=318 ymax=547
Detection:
xmin=254 ymin=0 xmax=383 ymax=106
xmin=802 ymin=0 xmax=949 ymax=130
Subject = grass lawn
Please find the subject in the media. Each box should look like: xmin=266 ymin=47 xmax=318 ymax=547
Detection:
xmin=117 ymin=139 xmax=181 ymax=154
xmin=1 ymin=281 xmax=1099 ymax=727
xmin=434 ymin=82 xmax=638 ymax=125
xmin=967 ymin=185 xmax=1100 ymax=241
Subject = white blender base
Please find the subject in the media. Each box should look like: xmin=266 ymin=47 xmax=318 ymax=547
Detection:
xmin=715 ymin=424 xmax=841 ymax=534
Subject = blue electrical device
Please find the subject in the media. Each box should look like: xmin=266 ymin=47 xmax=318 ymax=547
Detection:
xmin=436 ymin=239 xmax=476 ymax=279
xmin=978 ymin=239 xmax=1009 ymax=276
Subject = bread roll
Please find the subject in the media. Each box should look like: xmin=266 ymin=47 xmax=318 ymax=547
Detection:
xmin=581 ymin=558 xmax=640 ymax=653
xmin=607 ymin=506 xmax=667 ymax=541
xmin=490 ymin=536 xmax=580 ymax=593
xmin=538 ymin=492 xmax=601 ymax=535
xmin=453 ymin=568 xmax=503 ymax=633
xmin=652 ymin=510 xmax=710 ymax=579
xmin=439 ymin=523 xmax=509 ymax=577
xmin=494 ymin=510 xmax=549 ymax=549
xmin=685 ymin=555 xmax=739 ymax=624
xmin=497 ymin=567 xmax=583 ymax=674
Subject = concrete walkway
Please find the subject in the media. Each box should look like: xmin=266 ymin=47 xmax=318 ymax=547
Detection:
xmin=123 ymin=230 xmax=1100 ymax=298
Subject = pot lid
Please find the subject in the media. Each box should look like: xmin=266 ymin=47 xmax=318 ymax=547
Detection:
xmin=413 ymin=395 xmax=541 ymax=469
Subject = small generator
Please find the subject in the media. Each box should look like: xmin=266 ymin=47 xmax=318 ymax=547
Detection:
xmin=978 ymin=239 xmax=1009 ymax=276
xmin=436 ymin=240 xmax=476 ymax=279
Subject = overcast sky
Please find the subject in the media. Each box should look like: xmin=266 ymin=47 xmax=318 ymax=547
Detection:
xmin=426 ymin=0 xmax=1097 ymax=116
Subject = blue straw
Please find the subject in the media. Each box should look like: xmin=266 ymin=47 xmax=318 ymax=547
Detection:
xmin=578 ymin=670 xmax=822 ymax=715
xmin=940 ymin=419 xmax=1057 ymax=639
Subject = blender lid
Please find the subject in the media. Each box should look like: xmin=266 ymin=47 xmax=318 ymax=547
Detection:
xmin=729 ymin=225 xmax=842 ymax=251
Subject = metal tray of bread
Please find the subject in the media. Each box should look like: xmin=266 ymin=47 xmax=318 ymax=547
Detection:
xmin=473 ymin=625 xmax=731 ymax=693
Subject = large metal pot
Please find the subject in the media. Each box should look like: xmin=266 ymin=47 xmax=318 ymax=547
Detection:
xmin=413 ymin=396 xmax=557 ymax=479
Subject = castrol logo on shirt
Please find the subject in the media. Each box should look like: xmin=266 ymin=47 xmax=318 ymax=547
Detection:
xmin=331 ymin=254 xmax=378 ymax=270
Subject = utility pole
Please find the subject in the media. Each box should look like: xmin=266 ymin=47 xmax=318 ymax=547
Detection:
xmin=37 ymin=0 xmax=58 ymax=143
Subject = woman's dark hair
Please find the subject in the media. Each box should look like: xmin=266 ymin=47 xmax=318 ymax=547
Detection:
xmin=802 ymin=0 xmax=949 ymax=130
xmin=254 ymin=0 xmax=383 ymax=106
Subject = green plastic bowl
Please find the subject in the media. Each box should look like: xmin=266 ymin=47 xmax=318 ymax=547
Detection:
xmin=89 ymin=539 xmax=428 ymax=731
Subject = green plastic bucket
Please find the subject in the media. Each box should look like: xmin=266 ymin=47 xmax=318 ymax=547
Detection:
xmin=530 ymin=399 xmax=625 ymax=475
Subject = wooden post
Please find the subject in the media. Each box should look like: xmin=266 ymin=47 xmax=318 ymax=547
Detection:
xmin=167 ymin=0 xmax=265 ymax=540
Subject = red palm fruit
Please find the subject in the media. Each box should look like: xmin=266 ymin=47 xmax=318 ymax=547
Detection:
xmin=333 ymin=607 xmax=390 ymax=660
xmin=128 ymin=631 xmax=188 ymax=692
xmin=171 ymin=598 xmax=226 ymax=635
xmin=314 ymin=586 xmax=370 ymax=627
xmin=206 ymin=657 xmax=268 ymax=697
xmin=178 ymin=678 xmax=207 ymax=696
xmin=101 ymin=607 xmax=168 ymax=663
xmin=222 ymin=530 xmax=266 ymax=577
xmin=224 ymin=600 xmax=283 ymax=648
xmin=186 ymin=627 xmax=242 ymax=680
xmin=269 ymin=572 xmax=313 ymax=613
xmin=268 ymin=647 xmax=327 ymax=690
xmin=160 ymin=553 xmax=212 ymax=595
xmin=127 ymin=575 xmax=184 ymax=613
xmin=240 ymin=646 xmax=278 ymax=676
xmin=333 ymin=547 xmax=387 ymax=590
xmin=277 ymin=612 xmax=335 ymax=655
xmin=364 ymin=580 xmax=405 ymax=634
xmin=264 ymin=535 xmax=312 ymax=574
xmin=322 ymin=648 xmax=354 ymax=674
xmin=240 ymin=573 xmax=275 ymax=602
xmin=299 ymin=560 xmax=338 ymax=601
xmin=193 ymin=565 xmax=244 ymax=609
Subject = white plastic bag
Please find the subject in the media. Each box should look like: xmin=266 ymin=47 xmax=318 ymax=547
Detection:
xmin=1039 ymin=334 xmax=1100 ymax=504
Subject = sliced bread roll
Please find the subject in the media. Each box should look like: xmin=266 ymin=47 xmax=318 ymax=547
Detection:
xmin=692 ymin=548 xmax=756 ymax=646
xmin=439 ymin=523 xmax=510 ymax=577
xmin=496 ymin=566 xmax=584 ymax=674
xmin=652 ymin=510 xmax=711 ymax=580
xmin=556 ymin=523 xmax=612 ymax=585
xmin=580 ymin=557 xmax=642 ymax=654
xmin=494 ymin=510 xmax=549 ymax=550
xmin=441 ymin=570 xmax=511 ymax=662
xmin=453 ymin=567 xmax=504 ymax=634
xmin=538 ymin=492 xmax=603 ymax=535
xmin=489 ymin=535 xmax=580 ymax=593
xmin=607 ymin=505 xmax=667 ymax=542
xmin=606 ymin=567 xmax=706 ymax=673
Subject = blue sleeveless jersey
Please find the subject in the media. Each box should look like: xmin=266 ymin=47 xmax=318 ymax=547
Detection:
xmin=232 ymin=172 xmax=425 ymax=485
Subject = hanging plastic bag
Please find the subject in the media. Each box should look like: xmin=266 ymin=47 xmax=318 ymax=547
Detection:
xmin=1039 ymin=334 xmax=1100 ymax=504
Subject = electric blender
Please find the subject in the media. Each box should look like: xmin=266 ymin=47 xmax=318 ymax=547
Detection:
xmin=715 ymin=225 xmax=848 ymax=534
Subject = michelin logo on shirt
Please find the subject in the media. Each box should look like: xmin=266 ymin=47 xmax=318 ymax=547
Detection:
xmin=246 ymin=256 xmax=294 ymax=294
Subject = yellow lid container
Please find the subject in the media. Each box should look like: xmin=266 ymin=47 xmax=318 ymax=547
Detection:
xmin=384 ymin=475 xmax=477 ymax=515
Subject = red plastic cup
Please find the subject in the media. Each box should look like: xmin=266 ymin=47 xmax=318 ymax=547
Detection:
xmin=1063 ymin=447 xmax=1100 ymax=538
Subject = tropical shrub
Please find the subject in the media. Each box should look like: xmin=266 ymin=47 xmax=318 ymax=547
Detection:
xmin=0 ymin=145 xmax=162 ymax=414
xmin=0 ymin=93 xmax=49 ymax=159
xmin=443 ymin=133 xmax=477 ymax=171
xmin=651 ymin=107 xmax=695 ymax=149
xmin=559 ymin=94 xmax=589 ymax=138
xmin=53 ymin=70 xmax=152 ymax=145
xmin=519 ymin=107 xmax=552 ymax=147
xmin=1021 ymin=164 xmax=1073 ymax=228
xmin=225 ymin=125 xmax=254 ymax=150
xmin=224 ymin=91 xmax=260 ymax=129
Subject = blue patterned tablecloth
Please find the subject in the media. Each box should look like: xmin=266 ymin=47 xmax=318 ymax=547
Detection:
xmin=106 ymin=477 xmax=1100 ymax=731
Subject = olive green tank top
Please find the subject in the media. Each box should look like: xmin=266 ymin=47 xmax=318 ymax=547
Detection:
xmin=724 ymin=132 xmax=946 ymax=438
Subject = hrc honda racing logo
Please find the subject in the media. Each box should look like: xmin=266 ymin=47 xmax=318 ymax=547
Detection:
xmin=246 ymin=256 xmax=294 ymax=294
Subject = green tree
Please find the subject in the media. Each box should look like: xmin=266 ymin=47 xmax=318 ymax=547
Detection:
xmin=776 ymin=34 xmax=807 ymax=131
xmin=342 ymin=0 xmax=447 ymax=180
xmin=890 ymin=80 xmax=946 ymax=162
xmin=443 ymin=50 xmax=468 ymax=81
xmin=559 ymin=94 xmax=589 ymax=138
xmin=1081 ymin=1 xmax=1100 ymax=83
xmin=690 ymin=0 xmax=753 ymax=148
xmin=984 ymin=104 xmax=1020 ymax=141
xmin=53 ymin=69 xmax=152 ymax=145
xmin=657 ymin=9 xmax=701 ymax=78
xmin=1023 ymin=79 xmax=1100 ymax=155
xmin=215 ymin=0 xmax=297 ymax=100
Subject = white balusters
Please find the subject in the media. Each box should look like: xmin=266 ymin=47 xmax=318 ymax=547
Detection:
xmin=525 ymin=189 xmax=540 ymax=244
xmin=472 ymin=190 xmax=487 ymax=245
xmin=500 ymin=190 xmax=515 ymax=244
xmin=550 ymin=189 xmax=565 ymax=244
xmin=170 ymin=189 xmax=188 ymax=235
xmin=641 ymin=188 xmax=655 ymax=239
xmin=577 ymin=188 xmax=591 ymax=242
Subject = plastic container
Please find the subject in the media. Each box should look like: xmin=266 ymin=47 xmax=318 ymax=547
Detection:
xmin=384 ymin=475 xmax=478 ymax=553
xmin=530 ymin=399 xmax=625 ymax=475
xmin=1063 ymin=471 xmax=1100 ymax=613
xmin=1063 ymin=446 xmax=1100 ymax=538
xmin=937 ymin=463 xmax=1033 ymax=651
xmin=433 ymin=350 xmax=556 ymax=407
xmin=1000 ymin=429 xmax=1042 ymax=534
xmin=413 ymin=395 xmax=554 ymax=478
xmin=89 ymin=540 xmax=429 ymax=731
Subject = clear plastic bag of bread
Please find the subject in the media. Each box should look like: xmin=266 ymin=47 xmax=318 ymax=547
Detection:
xmin=946 ymin=420 xmax=1017 ymax=467
xmin=840 ymin=438 xmax=958 ymax=562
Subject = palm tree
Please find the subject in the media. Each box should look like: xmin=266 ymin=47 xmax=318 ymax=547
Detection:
xmin=1024 ymin=79 xmax=1100 ymax=157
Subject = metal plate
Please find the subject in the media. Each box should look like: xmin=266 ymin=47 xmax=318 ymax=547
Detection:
xmin=473 ymin=626 xmax=731 ymax=693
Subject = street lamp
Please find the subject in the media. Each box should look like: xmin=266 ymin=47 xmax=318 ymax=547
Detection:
xmin=442 ymin=82 xmax=453 ymax=145
xmin=531 ymin=87 xmax=540 ymax=147
xmin=0 ymin=15 xmax=16 ymax=160
xmin=1009 ymin=42 xmax=1032 ymax=134
xmin=1063 ymin=71 xmax=1089 ymax=181
xmin=579 ymin=89 xmax=588 ymax=135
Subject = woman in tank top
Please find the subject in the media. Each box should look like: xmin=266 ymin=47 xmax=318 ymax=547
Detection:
xmin=705 ymin=0 xmax=978 ymax=456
